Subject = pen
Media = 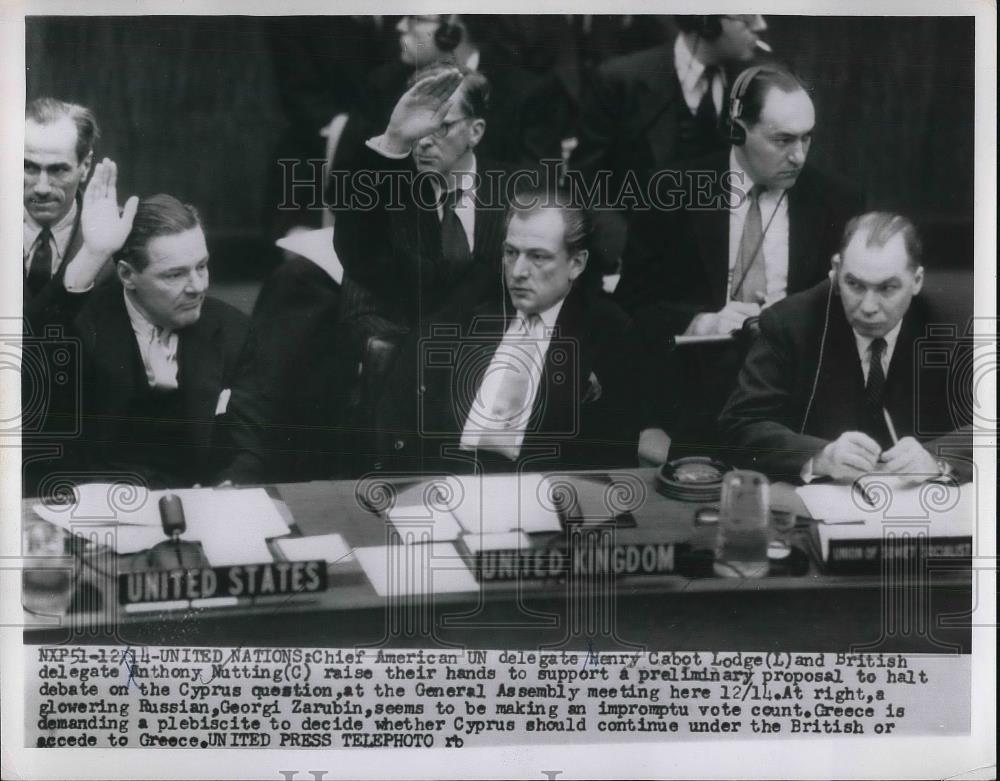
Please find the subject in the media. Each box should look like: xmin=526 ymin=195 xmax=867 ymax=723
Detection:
xmin=853 ymin=480 xmax=875 ymax=508
xmin=882 ymin=407 xmax=899 ymax=445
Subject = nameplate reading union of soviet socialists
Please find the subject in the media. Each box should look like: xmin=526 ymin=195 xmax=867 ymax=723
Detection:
xmin=118 ymin=561 xmax=327 ymax=604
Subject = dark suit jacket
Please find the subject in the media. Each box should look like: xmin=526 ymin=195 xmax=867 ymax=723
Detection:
xmin=719 ymin=280 xmax=974 ymax=483
xmin=248 ymin=255 xmax=344 ymax=481
xmin=333 ymin=143 xmax=508 ymax=334
xmin=65 ymin=283 xmax=265 ymax=488
xmin=619 ymin=150 xmax=865 ymax=340
xmin=23 ymin=206 xmax=84 ymax=324
xmin=568 ymin=41 xmax=737 ymax=274
xmin=369 ymin=286 xmax=647 ymax=475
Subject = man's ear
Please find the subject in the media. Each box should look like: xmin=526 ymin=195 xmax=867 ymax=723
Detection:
xmin=116 ymin=259 xmax=136 ymax=290
xmin=80 ymin=151 xmax=93 ymax=182
xmin=467 ymin=117 xmax=486 ymax=149
xmin=568 ymin=249 xmax=589 ymax=281
xmin=912 ymin=264 xmax=924 ymax=295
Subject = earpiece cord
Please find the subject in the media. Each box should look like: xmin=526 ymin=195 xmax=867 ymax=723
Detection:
xmin=800 ymin=278 xmax=834 ymax=433
xmin=730 ymin=188 xmax=786 ymax=301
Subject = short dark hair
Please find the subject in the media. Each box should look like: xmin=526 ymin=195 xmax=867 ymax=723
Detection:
xmin=674 ymin=15 xmax=725 ymax=39
xmin=840 ymin=212 xmax=923 ymax=269
xmin=736 ymin=66 xmax=809 ymax=127
xmin=25 ymin=97 xmax=100 ymax=163
xmin=117 ymin=194 xmax=201 ymax=271
xmin=506 ymin=185 xmax=601 ymax=293
xmin=407 ymin=63 xmax=491 ymax=118
xmin=506 ymin=185 xmax=591 ymax=257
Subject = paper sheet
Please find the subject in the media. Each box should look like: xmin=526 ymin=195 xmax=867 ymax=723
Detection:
xmin=448 ymin=474 xmax=562 ymax=534
xmin=275 ymin=227 xmax=343 ymax=284
xmin=276 ymin=534 xmax=354 ymax=564
xmin=354 ymin=543 xmax=479 ymax=597
xmin=797 ymin=477 xmax=973 ymax=526
xmin=461 ymin=531 xmax=531 ymax=554
xmin=387 ymin=504 xmax=463 ymax=542
xmin=32 ymin=485 xmax=289 ymax=564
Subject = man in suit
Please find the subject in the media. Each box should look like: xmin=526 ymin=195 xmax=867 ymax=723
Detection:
xmin=620 ymin=64 xmax=863 ymax=340
xmin=720 ymin=212 xmax=973 ymax=484
xmin=23 ymin=98 xmax=136 ymax=321
xmin=568 ymin=15 xmax=769 ymax=274
xmin=60 ymin=195 xmax=265 ymax=489
xmin=332 ymin=67 xmax=509 ymax=471
xmin=332 ymin=15 xmax=566 ymax=174
xmin=371 ymin=191 xmax=647 ymax=474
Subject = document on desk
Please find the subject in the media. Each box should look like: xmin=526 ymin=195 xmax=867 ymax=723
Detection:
xmin=797 ymin=477 xmax=973 ymax=526
xmin=31 ymin=484 xmax=289 ymax=562
xmin=354 ymin=542 xmax=479 ymax=597
xmin=448 ymin=474 xmax=562 ymax=534
xmin=387 ymin=504 xmax=463 ymax=542
xmin=275 ymin=533 xmax=353 ymax=564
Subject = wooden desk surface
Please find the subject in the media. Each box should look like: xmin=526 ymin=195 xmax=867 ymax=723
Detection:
xmin=21 ymin=470 xmax=972 ymax=653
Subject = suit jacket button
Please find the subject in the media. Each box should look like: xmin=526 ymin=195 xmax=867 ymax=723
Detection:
xmin=394 ymin=439 xmax=406 ymax=450
xmin=418 ymin=384 xmax=426 ymax=395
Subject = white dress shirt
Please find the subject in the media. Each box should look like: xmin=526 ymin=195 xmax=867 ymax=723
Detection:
xmin=460 ymin=299 xmax=565 ymax=457
xmin=365 ymin=136 xmax=478 ymax=252
xmin=674 ymin=34 xmax=724 ymax=116
xmin=23 ymin=201 xmax=78 ymax=277
xmin=727 ymin=149 xmax=790 ymax=304
xmin=123 ymin=291 xmax=180 ymax=391
xmin=800 ymin=320 xmax=904 ymax=482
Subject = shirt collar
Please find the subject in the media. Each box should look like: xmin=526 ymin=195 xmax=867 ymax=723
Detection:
xmin=853 ymin=318 xmax=904 ymax=362
xmin=673 ymin=34 xmax=707 ymax=98
xmin=515 ymin=295 xmax=565 ymax=333
xmin=123 ymin=289 xmax=173 ymax=341
xmin=24 ymin=199 xmax=78 ymax=258
xmin=438 ymin=153 xmax=478 ymax=199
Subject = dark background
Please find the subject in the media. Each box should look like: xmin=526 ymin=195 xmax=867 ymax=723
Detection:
xmin=26 ymin=15 xmax=975 ymax=284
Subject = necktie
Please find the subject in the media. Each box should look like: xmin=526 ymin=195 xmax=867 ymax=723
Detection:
xmin=26 ymin=226 xmax=54 ymax=295
xmin=864 ymin=337 xmax=890 ymax=446
xmin=476 ymin=315 xmax=541 ymax=460
xmin=440 ymin=188 xmax=471 ymax=279
xmin=694 ymin=65 xmax=719 ymax=130
xmin=147 ymin=326 xmax=179 ymax=390
xmin=732 ymin=185 xmax=767 ymax=304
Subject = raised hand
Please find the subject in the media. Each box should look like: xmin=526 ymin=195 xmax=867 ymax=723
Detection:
xmin=81 ymin=159 xmax=139 ymax=258
xmin=384 ymin=69 xmax=464 ymax=152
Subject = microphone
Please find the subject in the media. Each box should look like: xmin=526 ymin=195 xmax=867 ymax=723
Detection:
xmin=158 ymin=493 xmax=186 ymax=542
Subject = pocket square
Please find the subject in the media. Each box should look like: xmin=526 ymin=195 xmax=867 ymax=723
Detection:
xmin=215 ymin=388 xmax=232 ymax=415
xmin=582 ymin=371 xmax=603 ymax=404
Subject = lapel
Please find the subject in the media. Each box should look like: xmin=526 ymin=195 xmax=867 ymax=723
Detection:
xmin=88 ymin=287 xmax=148 ymax=416
xmin=688 ymin=152 xmax=732 ymax=308
xmin=882 ymin=304 xmax=921 ymax=439
xmin=176 ymin=306 xmax=225 ymax=448
xmin=532 ymin=287 xmax=591 ymax=437
xmin=811 ymin=299 xmax=867 ymax=438
xmin=634 ymin=45 xmax=683 ymax=170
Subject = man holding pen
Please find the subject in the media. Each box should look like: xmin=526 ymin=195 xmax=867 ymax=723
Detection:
xmin=719 ymin=212 xmax=973 ymax=484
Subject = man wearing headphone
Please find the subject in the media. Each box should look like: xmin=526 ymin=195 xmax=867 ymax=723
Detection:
xmin=719 ymin=212 xmax=972 ymax=484
xmin=619 ymin=64 xmax=863 ymax=339
xmin=569 ymin=15 xmax=769 ymax=276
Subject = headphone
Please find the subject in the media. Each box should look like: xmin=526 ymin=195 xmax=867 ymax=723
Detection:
xmin=728 ymin=64 xmax=786 ymax=145
xmin=434 ymin=14 xmax=463 ymax=52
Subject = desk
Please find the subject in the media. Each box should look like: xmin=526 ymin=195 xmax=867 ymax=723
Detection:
xmin=22 ymin=470 xmax=972 ymax=653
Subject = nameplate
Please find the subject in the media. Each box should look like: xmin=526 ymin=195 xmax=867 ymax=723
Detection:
xmin=118 ymin=561 xmax=327 ymax=604
xmin=473 ymin=543 xmax=695 ymax=582
xmin=823 ymin=536 xmax=972 ymax=574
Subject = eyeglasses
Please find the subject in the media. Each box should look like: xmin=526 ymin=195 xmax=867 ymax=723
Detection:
xmin=430 ymin=117 xmax=470 ymax=139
